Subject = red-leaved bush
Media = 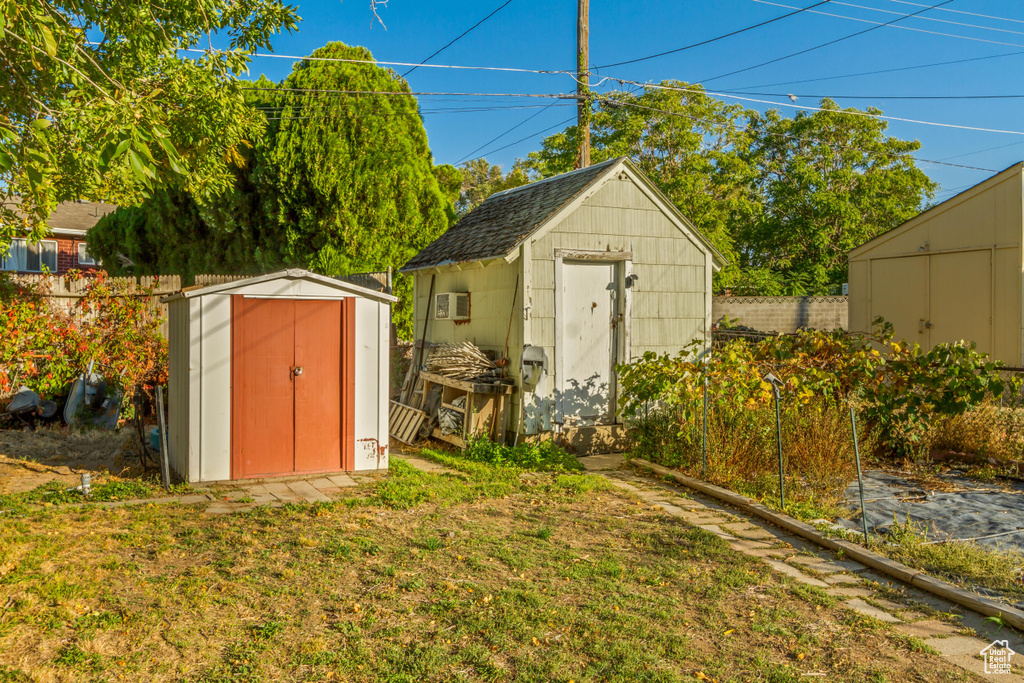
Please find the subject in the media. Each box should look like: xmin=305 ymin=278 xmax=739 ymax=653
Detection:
xmin=0 ymin=270 xmax=167 ymax=403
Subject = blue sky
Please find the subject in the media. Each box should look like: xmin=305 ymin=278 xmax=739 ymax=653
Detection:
xmin=247 ymin=0 xmax=1024 ymax=201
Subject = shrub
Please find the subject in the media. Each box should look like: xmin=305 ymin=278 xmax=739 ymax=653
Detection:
xmin=619 ymin=320 xmax=1006 ymax=461
xmin=0 ymin=270 xmax=167 ymax=410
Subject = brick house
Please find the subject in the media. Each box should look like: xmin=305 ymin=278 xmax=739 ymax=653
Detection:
xmin=1 ymin=199 xmax=116 ymax=275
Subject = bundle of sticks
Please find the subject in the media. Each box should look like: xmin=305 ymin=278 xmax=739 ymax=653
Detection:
xmin=426 ymin=342 xmax=497 ymax=381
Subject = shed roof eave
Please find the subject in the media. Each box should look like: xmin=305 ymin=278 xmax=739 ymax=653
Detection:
xmin=849 ymin=161 xmax=1024 ymax=259
xmin=159 ymin=268 xmax=399 ymax=304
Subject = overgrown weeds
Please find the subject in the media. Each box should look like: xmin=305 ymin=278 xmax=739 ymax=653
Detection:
xmin=883 ymin=518 xmax=1024 ymax=597
xmin=459 ymin=438 xmax=583 ymax=473
xmin=629 ymin=398 xmax=860 ymax=517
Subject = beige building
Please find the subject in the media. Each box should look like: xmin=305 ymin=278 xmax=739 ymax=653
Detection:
xmin=400 ymin=157 xmax=725 ymax=446
xmin=848 ymin=162 xmax=1023 ymax=364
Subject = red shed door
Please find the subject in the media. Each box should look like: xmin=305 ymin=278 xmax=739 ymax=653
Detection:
xmin=231 ymin=297 xmax=354 ymax=479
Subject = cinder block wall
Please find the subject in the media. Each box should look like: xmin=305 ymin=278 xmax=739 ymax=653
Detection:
xmin=712 ymin=296 xmax=848 ymax=333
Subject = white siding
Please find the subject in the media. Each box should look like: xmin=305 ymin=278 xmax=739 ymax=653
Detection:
xmin=167 ymin=298 xmax=191 ymax=482
xmin=198 ymin=294 xmax=232 ymax=481
xmin=354 ymin=297 xmax=390 ymax=471
xmin=523 ymin=176 xmax=708 ymax=433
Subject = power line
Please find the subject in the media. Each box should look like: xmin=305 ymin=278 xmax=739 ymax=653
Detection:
xmin=700 ymin=0 xmax=954 ymax=84
xmin=829 ymin=0 xmax=1024 ymax=36
xmin=471 ymin=116 xmax=577 ymax=161
xmin=256 ymin=103 xmax=575 ymax=116
xmin=886 ymin=0 xmax=1024 ymax=25
xmin=751 ymin=0 xmax=1024 ymax=50
xmin=719 ymin=90 xmax=1024 ymax=101
xmin=593 ymin=0 xmax=833 ymax=70
xmin=615 ymin=80 xmax=1024 ymax=138
xmin=241 ymin=87 xmax=571 ymax=99
xmin=727 ymin=50 xmax=1024 ymax=90
xmin=403 ymin=0 xmax=513 ymax=77
xmin=596 ymin=96 xmax=997 ymax=172
xmin=457 ymin=102 xmax=559 ymax=163
xmin=938 ymin=139 xmax=1024 ymax=162
xmin=200 ymin=47 xmax=575 ymax=76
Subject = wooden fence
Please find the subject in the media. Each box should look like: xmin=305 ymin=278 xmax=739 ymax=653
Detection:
xmin=11 ymin=269 xmax=392 ymax=338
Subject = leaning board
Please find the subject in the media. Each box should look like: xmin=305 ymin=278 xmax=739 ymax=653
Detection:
xmin=389 ymin=401 xmax=428 ymax=445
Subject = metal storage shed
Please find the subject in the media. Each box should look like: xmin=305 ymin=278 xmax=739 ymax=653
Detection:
xmin=162 ymin=269 xmax=397 ymax=483
xmin=400 ymin=157 xmax=725 ymax=450
xmin=849 ymin=162 xmax=1024 ymax=364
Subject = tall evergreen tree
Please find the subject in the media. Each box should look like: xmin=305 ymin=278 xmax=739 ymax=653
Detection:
xmin=90 ymin=43 xmax=458 ymax=337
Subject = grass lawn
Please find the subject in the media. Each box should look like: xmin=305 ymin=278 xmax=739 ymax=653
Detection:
xmin=0 ymin=452 xmax=974 ymax=682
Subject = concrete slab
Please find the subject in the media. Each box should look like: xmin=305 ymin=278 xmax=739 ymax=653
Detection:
xmin=654 ymin=503 xmax=685 ymax=517
xmin=870 ymin=597 xmax=914 ymax=613
xmin=788 ymin=556 xmax=865 ymax=573
xmin=327 ymin=474 xmax=357 ymax=488
xmin=728 ymin=539 xmax=777 ymax=553
xmin=945 ymin=654 xmax=1024 ymax=682
xmin=287 ymin=481 xmax=331 ymax=503
xmin=744 ymin=547 xmax=789 ymax=559
xmin=894 ymin=619 xmax=960 ymax=638
xmin=308 ymin=477 xmax=337 ymax=491
xmin=826 ymin=586 xmax=874 ymax=598
xmin=763 ymin=560 xmax=829 ymax=588
xmin=823 ymin=573 xmax=862 ymax=585
xmin=264 ymin=482 xmax=302 ymax=502
xmin=922 ymin=635 xmax=990 ymax=657
xmin=175 ymin=494 xmax=213 ymax=505
xmin=696 ymin=524 xmax=734 ymax=541
xmin=578 ymin=453 xmax=625 ymax=472
xmin=844 ymin=598 xmax=903 ymax=623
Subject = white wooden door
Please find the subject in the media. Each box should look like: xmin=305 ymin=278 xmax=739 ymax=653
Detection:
xmin=560 ymin=261 xmax=617 ymax=425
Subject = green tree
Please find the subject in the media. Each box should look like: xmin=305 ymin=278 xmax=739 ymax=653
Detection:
xmin=0 ymin=0 xmax=298 ymax=243
xmin=738 ymin=99 xmax=936 ymax=294
xmin=526 ymin=83 xmax=760 ymax=287
xmin=456 ymin=158 xmax=532 ymax=216
xmin=90 ymin=43 xmax=456 ymax=338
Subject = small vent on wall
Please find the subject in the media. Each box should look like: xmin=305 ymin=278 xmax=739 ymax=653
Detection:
xmin=435 ymin=292 xmax=470 ymax=321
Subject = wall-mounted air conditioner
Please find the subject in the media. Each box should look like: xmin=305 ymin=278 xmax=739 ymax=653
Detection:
xmin=435 ymin=292 xmax=470 ymax=321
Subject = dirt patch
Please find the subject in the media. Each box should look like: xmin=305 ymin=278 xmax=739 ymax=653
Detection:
xmin=0 ymin=426 xmax=142 ymax=495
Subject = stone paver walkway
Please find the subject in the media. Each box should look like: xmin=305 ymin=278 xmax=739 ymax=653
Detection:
xmin=578 ymin=453 xmax=1024 ymax=681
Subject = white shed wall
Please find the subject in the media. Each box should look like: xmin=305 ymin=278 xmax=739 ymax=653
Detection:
xmin=353 ymin=296 xmax=391 ymax=470
xmin=167 ymin=298 xmax=191 ymax=482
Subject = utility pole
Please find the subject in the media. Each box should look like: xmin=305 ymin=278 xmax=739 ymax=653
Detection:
xmin=576 ymin=0 xmax=590 ymax=169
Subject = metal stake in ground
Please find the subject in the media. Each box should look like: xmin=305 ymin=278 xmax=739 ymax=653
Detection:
xmin=764 ymin=372 xmax=785 ymax=509
xmin=850 ymin=406 xmax=870 ymax=546
xmin=702 ymin=374 xmax=708 ymax=479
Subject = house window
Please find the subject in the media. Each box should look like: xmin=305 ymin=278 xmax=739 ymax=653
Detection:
xmin=1 ymin=239 xmax=58 ymax=272
xmin=77 ymin=242 xmax=96 ymax=266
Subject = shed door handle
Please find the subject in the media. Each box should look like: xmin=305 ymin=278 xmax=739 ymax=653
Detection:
xmin=290 ymin=366 xmax=303 ymax=379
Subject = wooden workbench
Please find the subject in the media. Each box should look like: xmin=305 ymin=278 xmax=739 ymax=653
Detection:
xmin=417 ymin=371 xmax=515 ymax=447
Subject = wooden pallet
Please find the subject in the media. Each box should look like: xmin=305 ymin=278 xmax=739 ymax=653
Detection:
xmin=389 ymin=401 xmax=428 ymax=445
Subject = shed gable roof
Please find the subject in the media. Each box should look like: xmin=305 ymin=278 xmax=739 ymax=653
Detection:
xmin=401 ymin=157 xmax=725 ymax=272
xmin=849 ymin=161 xmax=1024 ymax=259
xmin=160 ymin=269 xmax=398 ymax=304
xmin=400 ymin=158 xmax=622 ymax=272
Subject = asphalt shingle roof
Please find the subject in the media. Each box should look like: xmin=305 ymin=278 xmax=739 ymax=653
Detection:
xmin=401 ymin=158 xmax=621 ymax=272
xmin=1 ymin=197 xmax=117 ymax=234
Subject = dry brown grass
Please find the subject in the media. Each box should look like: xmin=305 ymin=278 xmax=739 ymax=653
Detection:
xmin=0 ymin=455 xmax=969 ymax=682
